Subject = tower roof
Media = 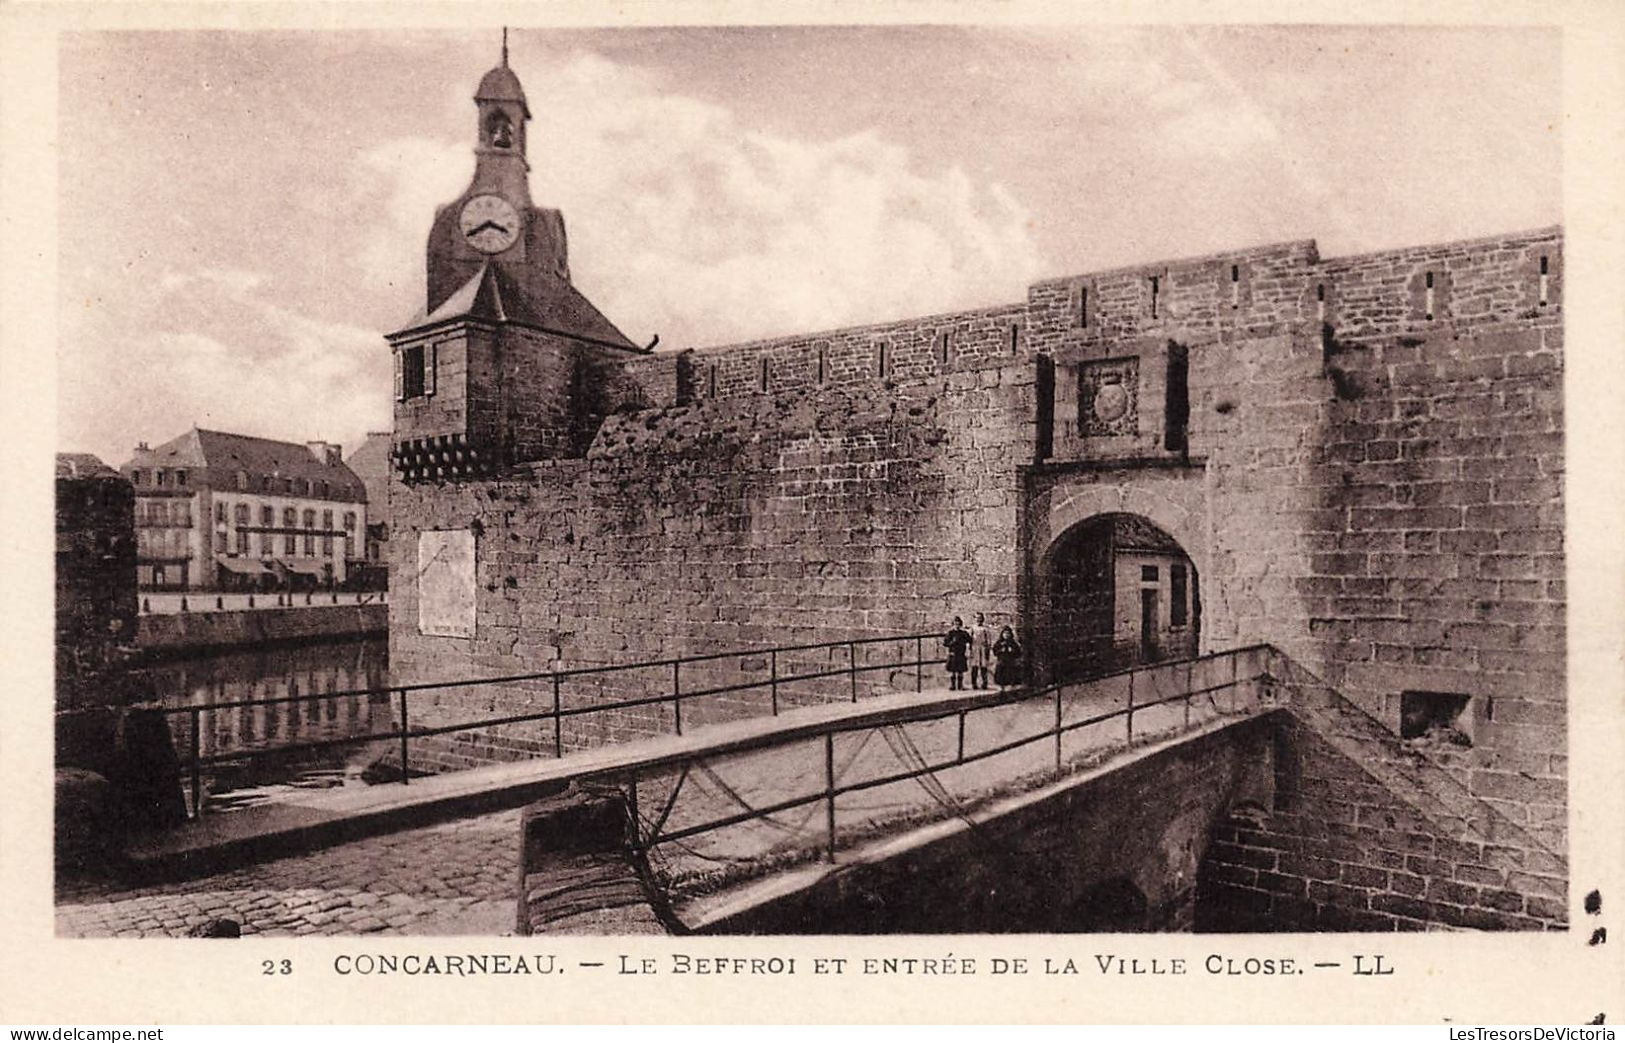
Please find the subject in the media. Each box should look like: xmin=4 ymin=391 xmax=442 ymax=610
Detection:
xmin=476 ymin=64 xmax=530 ymax=118
xmin=399 ymin=262 xmax=638 ymax=351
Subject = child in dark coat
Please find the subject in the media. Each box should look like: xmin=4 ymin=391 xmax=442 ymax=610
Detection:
xmin=943 ymin=617 xmax=971 ymax=690
xmin=992 ymin=626 xmax=1022 ymax=690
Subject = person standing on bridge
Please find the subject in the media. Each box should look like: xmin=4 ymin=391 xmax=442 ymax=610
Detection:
xmin=970 ymin=612 xmax=995 ymax=690
xmin=993 ymin=626 xmax=1023 ymax=691
xmin=943 ymin=617 xmax=972 ymax=690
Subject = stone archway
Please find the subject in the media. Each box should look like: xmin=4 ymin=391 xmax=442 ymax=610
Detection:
xmin=1033 ymin=510 xmax=1202 ymax=683
xmin=1031 ymin=483 xmax=1208 ymax=583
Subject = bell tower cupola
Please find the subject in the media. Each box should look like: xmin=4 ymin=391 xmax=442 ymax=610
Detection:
xmin=472 ymin=30 xmax=531 ymax=197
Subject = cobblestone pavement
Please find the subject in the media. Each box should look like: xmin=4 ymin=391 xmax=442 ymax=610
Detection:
xmin=56 ymin=809 xmax=519 ymax=938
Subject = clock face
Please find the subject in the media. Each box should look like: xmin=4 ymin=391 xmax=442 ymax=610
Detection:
xmin=459 ymin=194 xmax=520 ymax=254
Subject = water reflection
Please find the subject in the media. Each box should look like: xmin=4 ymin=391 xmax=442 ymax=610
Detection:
xmin=144 ymin=637 xmax=392 ymax=814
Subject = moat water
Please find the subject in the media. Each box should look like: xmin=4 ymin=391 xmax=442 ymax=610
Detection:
xmin=148 ymin=636 xmax=392 ymax=814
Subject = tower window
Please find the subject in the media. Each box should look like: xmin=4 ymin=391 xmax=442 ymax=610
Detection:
xmin=486 ymin=112 xmax=514 ymax=149
xmin=1078 ymin=285 xmax=1089 ymax=328
xmin=1539 ymin=255 xmax=1550 ymax=306
xmin=817 ymin=344 xmax=827 ymax=384
xmin=760 ymin=357 xmax=770 ymax=392
xmin=1150 ymin=275 xmax=1161 ymax=319
xmin=877 ymin=342 xmax=888 ymax=378
xmin=708 ymin=363 xmax=717 ymax=398
xmin=1424 ymin=271 xmax=1435 ymax=320
xmin=938 ymin=330 xmax=951 ymax=365
xmin=401 ymin=345 xmax=426 ymax=399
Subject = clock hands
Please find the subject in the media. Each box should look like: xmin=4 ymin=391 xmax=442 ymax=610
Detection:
xmin=467 ymin=219 xmax=511 ymax=238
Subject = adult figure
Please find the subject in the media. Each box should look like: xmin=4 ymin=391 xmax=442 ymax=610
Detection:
xmin=993 ymin=626 xmax=1023 ymax=691
xmin=970 ymin=612 xmax=995 ymax=690
xmin=943 ymin=617 xmax=972 ymax=691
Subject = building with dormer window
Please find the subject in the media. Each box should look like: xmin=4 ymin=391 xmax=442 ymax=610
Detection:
xmin=121 ymin=428 xmax=367 ymax=591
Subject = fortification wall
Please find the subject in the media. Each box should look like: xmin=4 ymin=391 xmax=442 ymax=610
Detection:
xmin=1021 ymin=226 xmax=1564 ymax=852
xmin=389 ymin=226 xmax=1565 ymax=854
xmin=390 ymin=354 xmax=1038 ymax=763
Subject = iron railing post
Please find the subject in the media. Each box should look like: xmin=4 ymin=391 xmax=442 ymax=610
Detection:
xmin=957 ymin=710 xmax=966 ymax=763
xmin=1126 ymin=670 xmax=1135 ymax=746
xmin=770 ymin=649 xmax=779 ymax=716
xmin=552 ymin=673 xmax=563 ymax=758
xmin=189 ymin=706 xmax=202 ymax=819
xmin=397 ymin=689 xmax=410 ymax=785
xmin=848 ymin=642 xmax=857 ymax=703
xmin=824 ymin=732 xmax=837 ymax=862
xmin=1054 ymin=684 xmax=1063 ymax=778
xmin=627 ymin=774 xmax=641 ymax=855
xmin=672 ymin=660 xmax=683 ymax=736
xmin=916 ymin=636 xmax=923 ymax=693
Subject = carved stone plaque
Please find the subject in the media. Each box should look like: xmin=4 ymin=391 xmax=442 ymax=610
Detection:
xmin=1078 ymin=357 xmax=1139 ymax=436
xmin=418 ymin=529 xmax=476 ymax=638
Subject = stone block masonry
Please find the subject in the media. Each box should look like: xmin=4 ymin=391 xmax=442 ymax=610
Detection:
xmin=390 ymin=223 xmax=1565 ymax=928
xmin=1197 ymin=715 xmax=1567 ymax=932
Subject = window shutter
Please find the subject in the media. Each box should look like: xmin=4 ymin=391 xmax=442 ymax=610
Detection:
xmin=394 ymin=349 xmax=404 ymax=401
xmin=426 ymin=343 xmax=438 ymax=396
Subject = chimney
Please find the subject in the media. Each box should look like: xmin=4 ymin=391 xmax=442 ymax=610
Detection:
xmin=307 ymin=440 xmax=342 ymax=467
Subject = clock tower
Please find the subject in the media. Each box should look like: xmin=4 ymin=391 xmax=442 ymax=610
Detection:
xmin=387 ymin=42 xmax=643 ymax=482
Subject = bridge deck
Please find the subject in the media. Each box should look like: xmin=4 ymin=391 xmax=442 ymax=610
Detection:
xmin=677 ymin=710 xmax=1275 ymax=932
xmin=127 ymin=683 xmax=1028 ymax=878
xmin=129 ymin=647 xmax=1266 ymax=880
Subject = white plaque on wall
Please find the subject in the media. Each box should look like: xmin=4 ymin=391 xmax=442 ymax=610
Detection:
xmin=418 ymin=529 xmax=476 ymax=638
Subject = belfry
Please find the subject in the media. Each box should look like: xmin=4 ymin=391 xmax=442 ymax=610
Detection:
xmin=387 ymin=41 xmax=642 ymax=482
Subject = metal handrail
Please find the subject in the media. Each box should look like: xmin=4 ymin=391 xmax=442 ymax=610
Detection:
xmin=168 ymin=630 xmax=945 ymax=818
xmin=609 ymin=644 xmax=1271 ymax=862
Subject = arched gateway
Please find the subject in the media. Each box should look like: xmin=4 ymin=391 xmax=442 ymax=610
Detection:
xmin=1027 ymin=484 xmax=1208 ymax=684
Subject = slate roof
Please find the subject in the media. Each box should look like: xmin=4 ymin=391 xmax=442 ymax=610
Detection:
xmin=1112 ymin=514 xmax=1185 ymax=554
xmin=123 ymin=429 xmax=366 ymax=503
xmin=476 ymin=64 xmax=530 ymax=117
xmin=55 ymin=453 xmax=122 ymax=480
xmin=403 ymin=261 xmax=637 ymax=350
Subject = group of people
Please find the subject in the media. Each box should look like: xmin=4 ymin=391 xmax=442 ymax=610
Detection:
xmin=942 ymin=613 xmax=1022 ymax=691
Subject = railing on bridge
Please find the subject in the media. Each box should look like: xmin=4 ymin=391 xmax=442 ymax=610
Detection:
xmin=140 ymin=590 xmax=389 ymax=614
xmin=160 ymin=631 xmax=942 ymax=818
xmin=567 ymin=644 xmax=1274 ymax=889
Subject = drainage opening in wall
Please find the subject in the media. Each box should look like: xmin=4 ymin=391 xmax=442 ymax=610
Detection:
xmin=1399 ymin=690 xmax=1474 ymax=748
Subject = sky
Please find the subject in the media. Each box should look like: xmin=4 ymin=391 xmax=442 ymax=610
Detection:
xmin=55 ymin=24 xmax=1563 ymax=466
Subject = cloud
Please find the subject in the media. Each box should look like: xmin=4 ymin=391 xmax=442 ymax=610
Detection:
xmin=1156 ymin=100 xmax=1281 ymax=158
xmin=61 ymin=266 xmax=389 ymax=464
xmin=352 ymin=52 xmax=1044 ymax=349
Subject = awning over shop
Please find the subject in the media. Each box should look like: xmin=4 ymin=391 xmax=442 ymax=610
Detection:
xmin=277 ymin=559 xmax=327 ymax=578
xmin=215 ymin=556 xmax=273 ymax=576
